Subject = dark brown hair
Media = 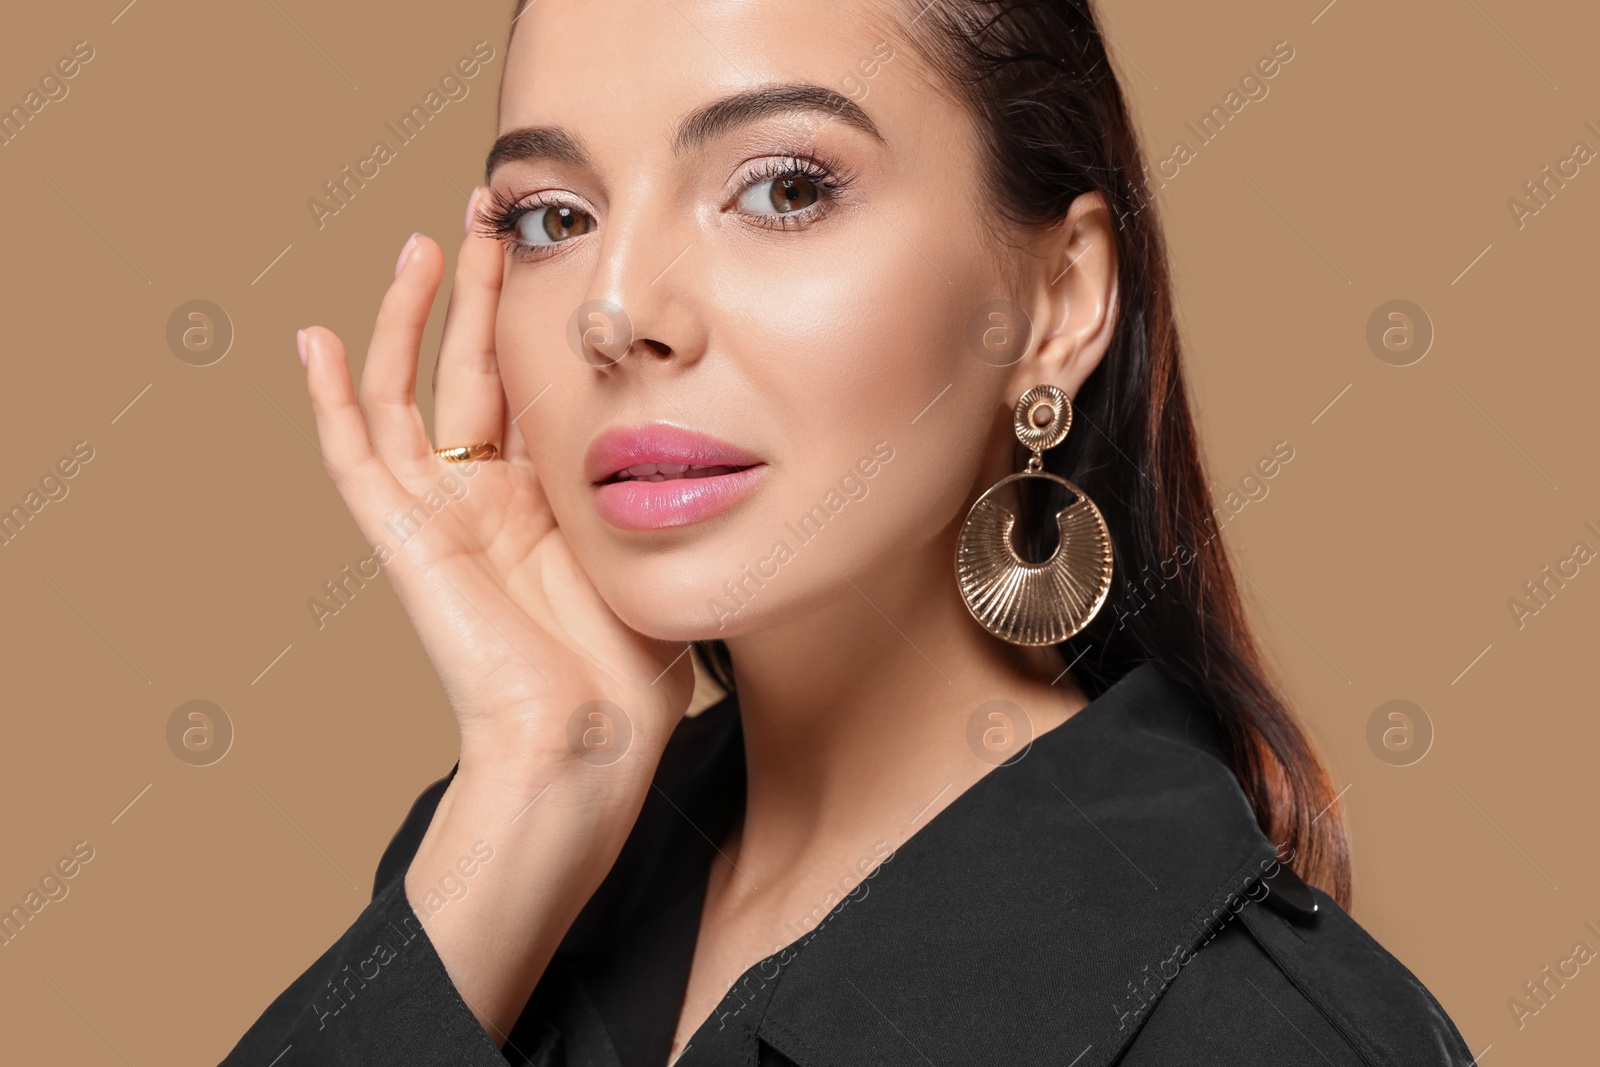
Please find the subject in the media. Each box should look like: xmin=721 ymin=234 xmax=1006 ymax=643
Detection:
xmin=506 ymin=0 xmax=1352 ymax=906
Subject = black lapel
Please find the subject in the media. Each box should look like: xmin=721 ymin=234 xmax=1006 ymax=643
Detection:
xmin=547 ymin=696 xmax=747 ymax=1067
xmin=751 ymin=663 xmax=1282 ymax=1067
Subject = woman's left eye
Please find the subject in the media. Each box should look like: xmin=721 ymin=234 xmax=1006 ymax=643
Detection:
xmin=737 ymin=173 xmax=823 ymax=215
xmin=729 ymin=155 xmax=854 ymax=225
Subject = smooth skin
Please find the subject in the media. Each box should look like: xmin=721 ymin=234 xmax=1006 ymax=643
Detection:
xmin=296 ymin=0 xmax=1120 ymax=1060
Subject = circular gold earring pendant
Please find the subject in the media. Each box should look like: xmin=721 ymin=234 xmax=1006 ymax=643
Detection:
xmin=956 ymin=384 xmax=1114 ymax=646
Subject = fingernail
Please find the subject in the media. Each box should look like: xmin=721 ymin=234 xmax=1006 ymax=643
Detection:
xmin=296 ymin=328 xmax=308 ymax=368
xmin=464 ymin=187 xmax=481 ymax=235
xmin=395 ymin=232 xmax=420 ymax=278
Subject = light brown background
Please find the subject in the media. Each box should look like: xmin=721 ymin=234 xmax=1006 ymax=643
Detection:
xmin=1 ymin=0 xmax=1593 ymax=1062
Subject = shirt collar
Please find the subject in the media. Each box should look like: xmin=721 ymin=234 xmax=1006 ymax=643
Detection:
xmin=752 ymin=662 xmax=1283 ymax=1067
xmin=568 ymin=662 xmax=1284 ymax=1067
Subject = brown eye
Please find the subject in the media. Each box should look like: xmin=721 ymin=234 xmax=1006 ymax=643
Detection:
xmin=738 ymin=175 xmax=822 ymax=215
xmin=770 ymin=177 xmax=819 ymax=212
xmin=517 ymin=204 xmax=595 ymax=247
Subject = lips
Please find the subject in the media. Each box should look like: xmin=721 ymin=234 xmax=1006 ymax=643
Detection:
xmin=585 ymin=422 xmax=767 ymax=530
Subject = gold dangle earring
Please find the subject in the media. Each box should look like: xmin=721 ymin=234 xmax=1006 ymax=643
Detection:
xmin=955 ymin=384 xmax=1114 ymax=645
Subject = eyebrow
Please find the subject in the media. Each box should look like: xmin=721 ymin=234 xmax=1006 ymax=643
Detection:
xmin=484 ymin=82 xmax=885 ymax=182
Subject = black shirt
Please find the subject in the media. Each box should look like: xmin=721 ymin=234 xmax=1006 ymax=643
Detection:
xmin=221 ymin=662 xmax=1475 ymax=1066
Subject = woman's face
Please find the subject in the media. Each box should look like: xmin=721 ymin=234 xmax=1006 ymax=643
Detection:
xmin=490 ymin=0 xmax=1037 ymax=640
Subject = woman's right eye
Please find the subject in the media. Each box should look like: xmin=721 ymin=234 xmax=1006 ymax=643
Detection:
xmin=476 ymin=191 xmax=599 ymax=261
xmin=516 ymin=204 xmax=596 ymax=248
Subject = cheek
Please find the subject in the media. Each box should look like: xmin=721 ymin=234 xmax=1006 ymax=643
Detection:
xmin=699 ymin=240 xmax=1001 ymax=566
xmin=494 ymin=276 xmax=592 ymax=502
xmin=715 ymin=223 xmax=973 ymax=447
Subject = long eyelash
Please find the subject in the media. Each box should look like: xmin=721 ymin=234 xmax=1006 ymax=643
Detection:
xmin=472 ymin=186 xmax=581 ymax=260
xmin=471 ymin=150 xmax=859 ymax=260
xmin=736 ymin=152 xmax=858 ymax=229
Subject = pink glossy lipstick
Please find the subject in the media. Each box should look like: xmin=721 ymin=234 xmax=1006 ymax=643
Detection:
xmin=585 ymin=422 xmax=767 ymax=531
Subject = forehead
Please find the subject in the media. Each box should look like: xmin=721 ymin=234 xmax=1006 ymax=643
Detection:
xmin=498 ymin=0 xmax=918 ymax=140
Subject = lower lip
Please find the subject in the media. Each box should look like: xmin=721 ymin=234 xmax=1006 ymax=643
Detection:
xmin=591 ymin=465 xmax=768 ymax=531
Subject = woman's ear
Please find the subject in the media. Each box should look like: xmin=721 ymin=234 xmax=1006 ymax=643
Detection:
xmin=1006 ymin=191 xmax=1119 ymax=408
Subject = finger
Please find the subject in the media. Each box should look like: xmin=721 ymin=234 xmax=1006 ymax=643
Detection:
xmin=358 ymin=232 xmax=446 ymax=468
xmin=500 ymin=374 xmax=536 ymax=467
xmin=301 ymin=325 xmax=422 ymax=545
xmin=433 ymin=187 xmax=508 ymax=456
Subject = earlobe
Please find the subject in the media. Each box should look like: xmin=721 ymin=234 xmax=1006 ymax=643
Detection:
xmin=1007 ymin=191 xmax=1120 ymax=406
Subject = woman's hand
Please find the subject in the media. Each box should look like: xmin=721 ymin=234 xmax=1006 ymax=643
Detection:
xmin=297 ymin=202 xmax=695 ymax=776
xmin=295 ymin=197 xmax=699 ymax=1042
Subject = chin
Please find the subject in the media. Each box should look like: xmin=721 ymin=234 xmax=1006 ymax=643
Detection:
xmin=578 ymin=519 xmax=839 ymax=644
xmin=590 ymin=568 xmax=756 ymax=643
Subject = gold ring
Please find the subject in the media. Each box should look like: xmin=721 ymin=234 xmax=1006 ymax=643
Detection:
xmin=432 ymin=442 xmax=499 ymax=463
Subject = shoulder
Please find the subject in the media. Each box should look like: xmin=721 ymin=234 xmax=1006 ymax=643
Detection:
xmin=1123 ymin=881 xmax=1474 ymax=1066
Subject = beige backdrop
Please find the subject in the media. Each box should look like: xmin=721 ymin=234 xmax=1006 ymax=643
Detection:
xmin=1 ymin=0 xmax=1593 ymax=1062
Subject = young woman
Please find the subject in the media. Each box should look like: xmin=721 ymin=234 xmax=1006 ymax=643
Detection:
xmin=223 ymin=1 xmax=1473 ymax=1064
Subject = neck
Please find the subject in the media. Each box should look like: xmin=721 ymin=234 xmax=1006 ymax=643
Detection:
xmin=716 ymin=524 xmax=1088 ymax=892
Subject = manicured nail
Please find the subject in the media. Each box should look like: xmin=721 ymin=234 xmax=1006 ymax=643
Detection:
xmin=464 ymin=187 xmax=481 ymax=235
xmin=395 ymin=232 xmax=420 ymax=278
xmin=296 ymin=328 xmax=308 ymax=368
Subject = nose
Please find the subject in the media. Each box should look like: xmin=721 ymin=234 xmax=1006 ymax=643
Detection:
xmin=571 ymin=201 xmax=707 ymax=372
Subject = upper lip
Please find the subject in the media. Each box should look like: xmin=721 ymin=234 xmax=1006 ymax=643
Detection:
xmin=584 ymin=422 xmax=763 ymax=484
